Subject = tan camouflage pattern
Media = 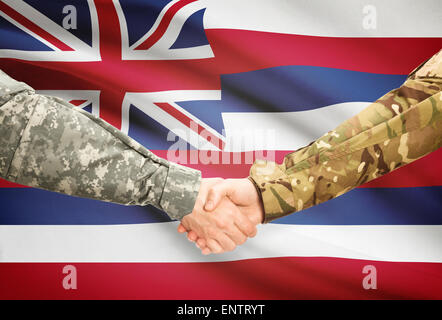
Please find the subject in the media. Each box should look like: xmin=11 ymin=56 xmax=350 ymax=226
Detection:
xmin=250 ymin=49 xmax=442 ymax=223
xmin=0 ymin=70 xmax=201 ymax=221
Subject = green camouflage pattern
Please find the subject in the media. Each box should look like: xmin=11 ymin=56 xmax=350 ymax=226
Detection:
xmin=0 ymin=70 xmax=201 ymax=221
xmin=250 ymin=49 xmax=442 ymax=223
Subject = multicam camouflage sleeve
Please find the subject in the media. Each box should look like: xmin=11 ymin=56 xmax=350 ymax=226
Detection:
xmin=0 ymin=70 xmax=201 ymax=220
xmin=250 ymin=49 xmax=442 ymax=223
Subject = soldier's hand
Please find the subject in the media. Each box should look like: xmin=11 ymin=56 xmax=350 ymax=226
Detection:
xmin=177 ymin=178 xmax=258 ymax=254
xmin=205 ymin=178 xmax=264 ymax=225
xmin=179 ymin=178 xmax=264 ymax=255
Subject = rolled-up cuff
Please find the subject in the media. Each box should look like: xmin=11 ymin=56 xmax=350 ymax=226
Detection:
xmin=160 ymin=163 xmax=201 ymax=220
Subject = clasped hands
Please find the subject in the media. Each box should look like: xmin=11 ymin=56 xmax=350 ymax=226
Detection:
xmin=177 ymin=178 xmax=264 ymax=255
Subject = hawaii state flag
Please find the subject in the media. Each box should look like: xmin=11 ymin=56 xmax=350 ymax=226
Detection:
xmin=0 ymin=0 xmax=441 ymax=299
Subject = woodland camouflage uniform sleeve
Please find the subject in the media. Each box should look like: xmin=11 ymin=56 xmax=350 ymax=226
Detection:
xmin=0 ymin=70 xmax=201 ymax=221
xmin=250 ymin=49 xmax=442 ymax=223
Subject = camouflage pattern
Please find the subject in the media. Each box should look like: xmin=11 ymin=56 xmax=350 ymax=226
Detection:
xmin=250 ymin=49 xmax=442 ymax=223
xmin=0 ymin=70 xmax=201 ymax=221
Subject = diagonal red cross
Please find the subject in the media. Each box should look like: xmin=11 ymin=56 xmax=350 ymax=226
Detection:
xmin=0 ymin=0 xmax=225 ymax=148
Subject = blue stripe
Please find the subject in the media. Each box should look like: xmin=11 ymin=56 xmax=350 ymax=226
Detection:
xmin=177 ymin=66 xmax=407 ymax=133
xmin=0 ymin=188 xmax=171 ymax=225
xmin=128 ymin=66 xmax=407 ymax=149
xmin=0 ymin=186 xmax=441 ymax=225
xmin=275 ymin=186 xmax=442 ymax=225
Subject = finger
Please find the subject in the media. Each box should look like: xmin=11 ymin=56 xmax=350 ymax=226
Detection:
xmin=196 ymin=239 xmax=210 ymax=254
xmin=214 ymin=233 xmax=236 ymax=252
xmin=202 ymin=248 xmax=212 ymax=255
xmin=196 ymin=242 xmax=210 ymax=252
xmin=223 ymin=203 xmax=256 ymax=239
xmin=205 ymin=182 xmax=231 ymax=211
xmin=213 ymin=206 xmax=247 ymax=245
xmin=177 ymin=224 xmax=186 ymax=233
xmin=196 ymin=238 xmax=207 ymax=248
xmin=234 ymin=212 xmax=257 ymax=238
xmin=187 ymin=231 xmax=198 ymax=242
xmin=225 ymin=224 xmax=248 ymax=245
xmin=194 ymin=178 xmax=224 ymax=210
xmin=206 ymin=239 xmax=223 ymax=254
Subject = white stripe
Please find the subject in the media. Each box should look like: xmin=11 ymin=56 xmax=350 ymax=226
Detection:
xmin=0 ymin=223 xmax=441 ymax=263
xmin=204 ymin=0 xmax=442 ymax=37
xmin=223 ymin=102 xmax=370 ymax=151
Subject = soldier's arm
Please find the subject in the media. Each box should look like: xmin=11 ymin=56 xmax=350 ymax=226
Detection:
xmin=0 ymin=70 xmax=201 ymax=220
xmin=250 ymin=50 xmax=442 ymax=223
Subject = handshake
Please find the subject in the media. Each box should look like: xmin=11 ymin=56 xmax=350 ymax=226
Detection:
xmin=177 ymin=178 xmax=264 ymax=255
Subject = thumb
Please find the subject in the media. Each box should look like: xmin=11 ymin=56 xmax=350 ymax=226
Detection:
xmin=204 ymin=181 xmax=231 ymax=211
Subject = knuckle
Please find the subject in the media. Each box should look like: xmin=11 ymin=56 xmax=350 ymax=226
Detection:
xmin=208 ymin=185 xmax=218 ymax=195
xmin=226 ymin=242 xmax=236 ymax=252
xmin=215 ymin=217 xmax=227 ymax=229
xmin=238 ymin=235 xmax=247 ymax=245
xmin=249 ymin=228 xmax=257 ymax=238
xmin=190 ymin=232 xmax=198 ymax=240
xmin=216 ymin=245 xmax=226 ymax=253
xmin=246 ymin=225 xmax=255 ymax=236
xmin=243 ymin=222 xmax=254 ymax=234
xmin=209 ymin=241 xmax=221 ymax=253
xmin=238 ymin=221 xmax=253 ymax=235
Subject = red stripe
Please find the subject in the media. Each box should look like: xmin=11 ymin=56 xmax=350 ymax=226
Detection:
xmin=1 ymin=148 xmax=441 ymax=188
xmin=69 ymin=100 xmax=88 ymax=106
xmin=0 ymin=180 xmax=26 ymax=188
xmin=156 ymin=148 xmax=442 ymax=188
xmin=0 ymin=258 xmax=441 ymax=299
xmin=134 ymin=0 xmax=198 ymax=50
xmin=155 ymin=102 xmax=225 ymax=149
xmin=206 ymin=29 xmax=442 ymax=75
xmin=0 ymin=36 xmax=440 ymax=94
xmin=0 ymin=1 xmax=74 ymax=51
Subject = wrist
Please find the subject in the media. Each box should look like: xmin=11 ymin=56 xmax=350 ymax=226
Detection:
xmin=247 ymin=177 xmax=265 ymax=224
xmin=161 ymin=163 xmax=201 ymax=220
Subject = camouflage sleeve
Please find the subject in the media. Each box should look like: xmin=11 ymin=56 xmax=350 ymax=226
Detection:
xmin=250 ymin=49 xmax=442 ymax=223
xmin=0 ymin=70 xmax=201 ymax=221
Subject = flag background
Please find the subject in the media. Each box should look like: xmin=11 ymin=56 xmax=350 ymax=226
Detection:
xmin=0 ymin=0 xmax=441 ymax=299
